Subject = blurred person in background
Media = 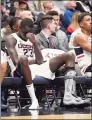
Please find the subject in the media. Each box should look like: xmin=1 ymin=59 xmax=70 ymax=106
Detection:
xmin=64 ymin=0 xmax=77 ymax=28
xmin=52 ymin=0 xmax=66 ymax=15
xmin=66 ymin=11 xmax=80 ymax=36
xmin=75 ymin=0 xmax=92 ymax=12
xmin=27 ymin=0 xmax=44 ymax=23
xmin=15 ymin=9 xmax=34 ymax=21
xmin=43 ymin=0 xmax=54 ymax=13
xmin=18 ymin=0 xmax=29 ymax=10
xmin=27 ymin=0 xmax=43 ymax=12
xmin=1 ymin=4 xmax=10 ymax=17
xmin=9 ymin=17 xmax=22 ymax=33
xmin=1 ymin=15 xmax=12 ymax=39
xmin=42 ymin=0 xmax=61 ymax=14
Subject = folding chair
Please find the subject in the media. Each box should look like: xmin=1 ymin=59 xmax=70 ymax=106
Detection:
xmin=2 ymin=76 xmax=59 ymax=111
xmin=2 ymin=77 xmax=22 ymax=110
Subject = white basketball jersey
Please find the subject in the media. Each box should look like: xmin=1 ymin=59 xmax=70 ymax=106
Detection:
xmin=7 ymin=33 xmax=35 ymax=73
xmin=69 ymin=30 xmax=91 ymax=72
xmin=1 ymin=50 xmax=7 ymax=64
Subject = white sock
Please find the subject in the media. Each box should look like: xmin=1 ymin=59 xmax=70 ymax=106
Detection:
xmin=26 ymin=83 xmax=38 ymax=103
xmin=64 ymin=70 xmax=76 ymax=96
xmin=64 ymin=79 xmax=74 ymax=96
xmin=72 ymin=80 xmax=76 ymax=95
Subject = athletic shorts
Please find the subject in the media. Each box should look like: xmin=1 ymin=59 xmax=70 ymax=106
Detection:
xmin=81 ymin=64 xmax=92 ymax=76
xmin=13 ymin=60 xmax=55 ymax=80
xmin=29 ymin=60 xmax=55 ymax=80
xmin=1 ymin=50 xmax=7 ymax=64
xmin=85 ymin=64 xmax=92 ymax=72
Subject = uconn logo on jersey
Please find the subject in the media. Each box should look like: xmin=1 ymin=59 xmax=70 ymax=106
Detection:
xmin=18 ymin=43 xmax=34 ymax=58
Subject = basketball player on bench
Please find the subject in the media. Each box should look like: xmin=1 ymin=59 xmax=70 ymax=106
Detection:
xmin=5 ymin=18 xmax=90 ymax=110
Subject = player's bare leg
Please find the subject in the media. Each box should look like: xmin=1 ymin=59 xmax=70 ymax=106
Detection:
xmin=18 ymin=55 xmax=39 ymax=109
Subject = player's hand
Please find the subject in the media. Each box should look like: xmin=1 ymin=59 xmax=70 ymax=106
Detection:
xmin=26 ymin=33 xmax=36 ymax=44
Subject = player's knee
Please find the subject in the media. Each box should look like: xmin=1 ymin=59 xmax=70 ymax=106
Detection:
xmin=19 ymin=55 xmax=28 ymax=65
xmin=67 ymin=52 xmax=75 ymax=60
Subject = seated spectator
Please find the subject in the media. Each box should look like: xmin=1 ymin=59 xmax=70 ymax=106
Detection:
xmin=34 ymin=13 xmax=45 ymax=34
xmin=64 ymin=0 xmax=77 ymax=28
xmin=42 ymin=0 xmax=61 ymax=14
xmin=9 ymin=17 xmax=22 ymax=33
xmin=42 ymin=0 xmax=54 ymax=13
xmin=1 ymin=16 xmax=11 ymax=39
xmin=15 ymin=8 xmax=23 ymax=17
xmin=13 ymin=0 xmax=19 ymax=9
xmin=1 ymin=4 xmax=10 ymax=17
xmin=5 ymin=18 xmax=89 ymax=108
xmin=59 ymin=13 xmax=66 ymax=32
xmin=66 ymin=11 xmax=80 ymax=35
xmin=69 ymin=12 xmax=92 ymax=76
xmin=27 ymin=1 xmax=44 ymax=23
xmin=9 ymin=6 xmax=16 ymax=16
xmin=15 ymin=9 xmax=34 ymax=21
xmin=75 ymin=0 xmax=92 ymax=12
xmin=27 ymin=0 xmax=43 ymax=12
xmin=19 ymin=0 xmax=29 ymax=10
xmin=52 ymin=1 xmax=66 ymax=15
xmin=46 ymin=11 xmax=69 ymax=51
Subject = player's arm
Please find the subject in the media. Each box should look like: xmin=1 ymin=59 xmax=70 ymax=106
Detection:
xmin=1 ymin=62 xmax=7 ymax=84
xmin=5 ymin=36 xmax=19 ymax=66
xmin=74 ymin=34 xmax=92 ymax=53
xmin=26 ymin=33 xmax=43 ymax=65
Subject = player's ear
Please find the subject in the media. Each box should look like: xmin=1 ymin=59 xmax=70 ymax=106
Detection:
xmin=13 ymin=25 xmax=16 ymax=30
xmin=80 ymin=22 xmax=83 ymax=27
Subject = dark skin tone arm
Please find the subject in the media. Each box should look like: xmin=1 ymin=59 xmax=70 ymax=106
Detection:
xmin=26 ymin=33 xmax=43 ymax=65
xmin=73 ymin=34 xmax=92 ymax=53
xmin=6 ymin=33 xmax=43 ymax=66
xmin=6 ymin=36 xmax=19 ymax=66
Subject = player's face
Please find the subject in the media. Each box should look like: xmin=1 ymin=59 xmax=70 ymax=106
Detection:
xmin=81 ymin=15 xmax=92 ymax=32
xmin=22 ymin=26 xmax=34 ymax=37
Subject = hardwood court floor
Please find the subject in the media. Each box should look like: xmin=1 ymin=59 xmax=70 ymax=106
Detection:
xmin=1 ymin=114 xmax=91 ymax=120
xmin=1 ymin=106 xmax=92 ymax=120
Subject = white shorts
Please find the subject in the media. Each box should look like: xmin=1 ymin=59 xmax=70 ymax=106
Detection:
xmin=81 ymin=64 xmax=92 ymax=77
xmin=29 ymin=60 xmax=55 ymax=80
xmin=10 ymin=59 xmax=55 ymax=80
